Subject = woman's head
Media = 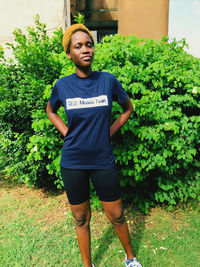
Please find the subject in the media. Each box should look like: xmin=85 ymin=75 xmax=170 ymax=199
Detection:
xmin=63 ymin=24 xmax=95 ymax=70
xmin=63 ymin=24 xmax=94 ymax=53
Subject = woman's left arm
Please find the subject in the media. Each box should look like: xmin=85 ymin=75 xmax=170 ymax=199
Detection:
xmin=110 ymin=96 xmax=133 ymax=137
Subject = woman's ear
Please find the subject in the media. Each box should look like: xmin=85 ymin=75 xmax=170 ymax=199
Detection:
xmin=66 ymin=52 xmax=72 ymax=60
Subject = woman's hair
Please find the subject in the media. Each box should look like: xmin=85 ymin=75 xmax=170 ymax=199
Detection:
xmin=63 ymin=24 xmax=95 ymax=53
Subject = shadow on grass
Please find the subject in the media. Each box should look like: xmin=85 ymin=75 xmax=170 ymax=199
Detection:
xmin=93 ymin=209 xmax=145 ymax=265
xmin=92 ymin=225 xmax=115 ymax=265
xmin=128 ymin=209 xmax=146 ymax=256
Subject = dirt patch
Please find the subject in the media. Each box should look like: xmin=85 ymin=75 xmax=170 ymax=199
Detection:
xmin=0 ymin=179 xmax=70 ymax=225
xmin=1 ymin=179 xmax=194 ymax=231
xmin=144 ymin=206 xmax=189 ymax=232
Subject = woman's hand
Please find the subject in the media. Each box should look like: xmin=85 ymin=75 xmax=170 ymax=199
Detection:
xmin=110 ymin=97 xmax=133 ymax=137
xmin=46 ymin=101 xmax=68 ymax=137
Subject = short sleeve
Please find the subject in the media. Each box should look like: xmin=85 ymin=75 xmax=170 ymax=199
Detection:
xmin=112 ymin=76 xmax=127 ymax=105
xmin=49 ymin=84 xmax=62 ymax=112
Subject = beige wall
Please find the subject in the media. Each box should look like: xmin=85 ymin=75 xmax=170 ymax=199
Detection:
xmin=119 ymin=0 xmax=169 ymax=40
xmin=0 ymin=0 xmax=64 ymax=58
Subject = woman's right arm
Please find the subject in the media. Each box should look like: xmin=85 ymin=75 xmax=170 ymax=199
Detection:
xmin=46 ymin=101 xmax=68 ymax=137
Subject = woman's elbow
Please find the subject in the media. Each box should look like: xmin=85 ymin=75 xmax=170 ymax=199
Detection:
xmin=127 ymin=98 xmax=133 ymax=114
xmin=46 ymin=102 xmax=54 ymax=117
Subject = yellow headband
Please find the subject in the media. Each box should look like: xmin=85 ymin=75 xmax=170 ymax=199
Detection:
xmin=62 ymin=24 xmax=95 ymax=53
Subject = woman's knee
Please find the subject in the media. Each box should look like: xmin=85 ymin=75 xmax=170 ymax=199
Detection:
xmin=70 ymin=200 xmax=91 ymax=228
xmin=114 ymin=210 xmax=126 ymax=225
xmin=73 ymin=213 xmax=90 ymax=227
xmin=107 ymin=210 xmax=125 ymax=226
xmin=102 ymin=199 xmax=126 ymax=226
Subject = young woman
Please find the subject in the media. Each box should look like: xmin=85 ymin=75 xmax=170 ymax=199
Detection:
xmin=46 ymin=24 xmax=142 ymax=267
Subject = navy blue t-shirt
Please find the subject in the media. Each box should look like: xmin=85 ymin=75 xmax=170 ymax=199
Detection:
xmin=49 ymin=71 xmax=127 ymax=169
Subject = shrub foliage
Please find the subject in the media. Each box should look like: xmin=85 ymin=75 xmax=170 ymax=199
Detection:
xmin=0 ymin=15 xmax=63 ymax=184
xmin=0 ymin=17 xmax=199 ymax=212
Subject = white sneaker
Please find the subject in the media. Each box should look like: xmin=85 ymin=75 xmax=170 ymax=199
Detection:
xmin=125 ymin=255 xmax=142 ymax=267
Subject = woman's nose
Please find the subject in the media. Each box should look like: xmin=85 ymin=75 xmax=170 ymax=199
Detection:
xmin=82 ymin=46 xmax=90 ymax=53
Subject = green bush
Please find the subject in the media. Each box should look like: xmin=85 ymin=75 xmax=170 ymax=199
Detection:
xmin=1 ymin=17 xmax=200 ymax=212
xmin=0 ymin=15 xmax=64 ymax=184
xmin=27 ymin=35 xmax=200 ymax=212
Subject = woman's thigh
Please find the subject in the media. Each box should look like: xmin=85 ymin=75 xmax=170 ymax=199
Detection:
xmin=90 ymin=167 xmax=121 ymax=202
xmin=60 ymin=167 xmax=90 ymax=205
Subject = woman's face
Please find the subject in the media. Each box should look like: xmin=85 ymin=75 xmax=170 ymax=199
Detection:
xmin=67 ymin=31 xmax=94 ymax=69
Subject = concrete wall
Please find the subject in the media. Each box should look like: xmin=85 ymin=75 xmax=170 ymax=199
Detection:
xmin=119 ymin=0 xmax=169 ymax=40
xmin=0 ymin=0 xmax=64 ymax=58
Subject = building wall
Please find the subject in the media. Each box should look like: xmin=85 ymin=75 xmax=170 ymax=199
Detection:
xmin=73 ymin=0 xmax=119 ymax=21
xmin=73 ymin=0 xmax=169 ymax=40
xmin=1 ymin=0 xmax=169 ymax=58
xmin=0 ymin=0 xmax=64 ymax=58
xmin=91 ymin=0 xmax=119 ymax=21
xmin=118 ymin=0 xmax=169 ymax=40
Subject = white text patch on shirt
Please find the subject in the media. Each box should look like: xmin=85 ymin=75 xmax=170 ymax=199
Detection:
xmin=66 ymin=95 xmax=108 ymax=110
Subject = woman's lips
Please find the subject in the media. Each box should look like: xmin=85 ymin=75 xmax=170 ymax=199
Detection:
xmin=81 ymin=56 xmax=92 ymax=60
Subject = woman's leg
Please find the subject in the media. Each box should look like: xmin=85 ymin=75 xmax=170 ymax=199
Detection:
xmin=101 ymin=199 xmax=134 ymax=260
xmin=61 ymin=168 xmax=92 ymax=266
xmin=70 ymin=200 xmax=92 ymax=267
xmin=90 ymin=168 xmax=134 ymax=260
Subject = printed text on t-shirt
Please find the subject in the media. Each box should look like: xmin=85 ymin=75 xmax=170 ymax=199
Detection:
xmin=66 ymin=95 xmax=108 ymax=110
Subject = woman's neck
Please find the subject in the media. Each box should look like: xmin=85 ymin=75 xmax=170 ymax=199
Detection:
xmin=76 ymin=66 xmax=92 ymax=78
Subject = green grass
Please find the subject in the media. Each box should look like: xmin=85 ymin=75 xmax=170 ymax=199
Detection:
xmin=0 ymin=179 xmax=199 ymax=267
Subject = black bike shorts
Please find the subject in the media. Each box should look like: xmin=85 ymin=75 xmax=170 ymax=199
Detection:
xmin=60 ymin=166 xmax=121 ymax=205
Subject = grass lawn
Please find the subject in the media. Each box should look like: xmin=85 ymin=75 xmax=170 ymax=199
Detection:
xmin=0 ymin=178 xmax=199 ymax=267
